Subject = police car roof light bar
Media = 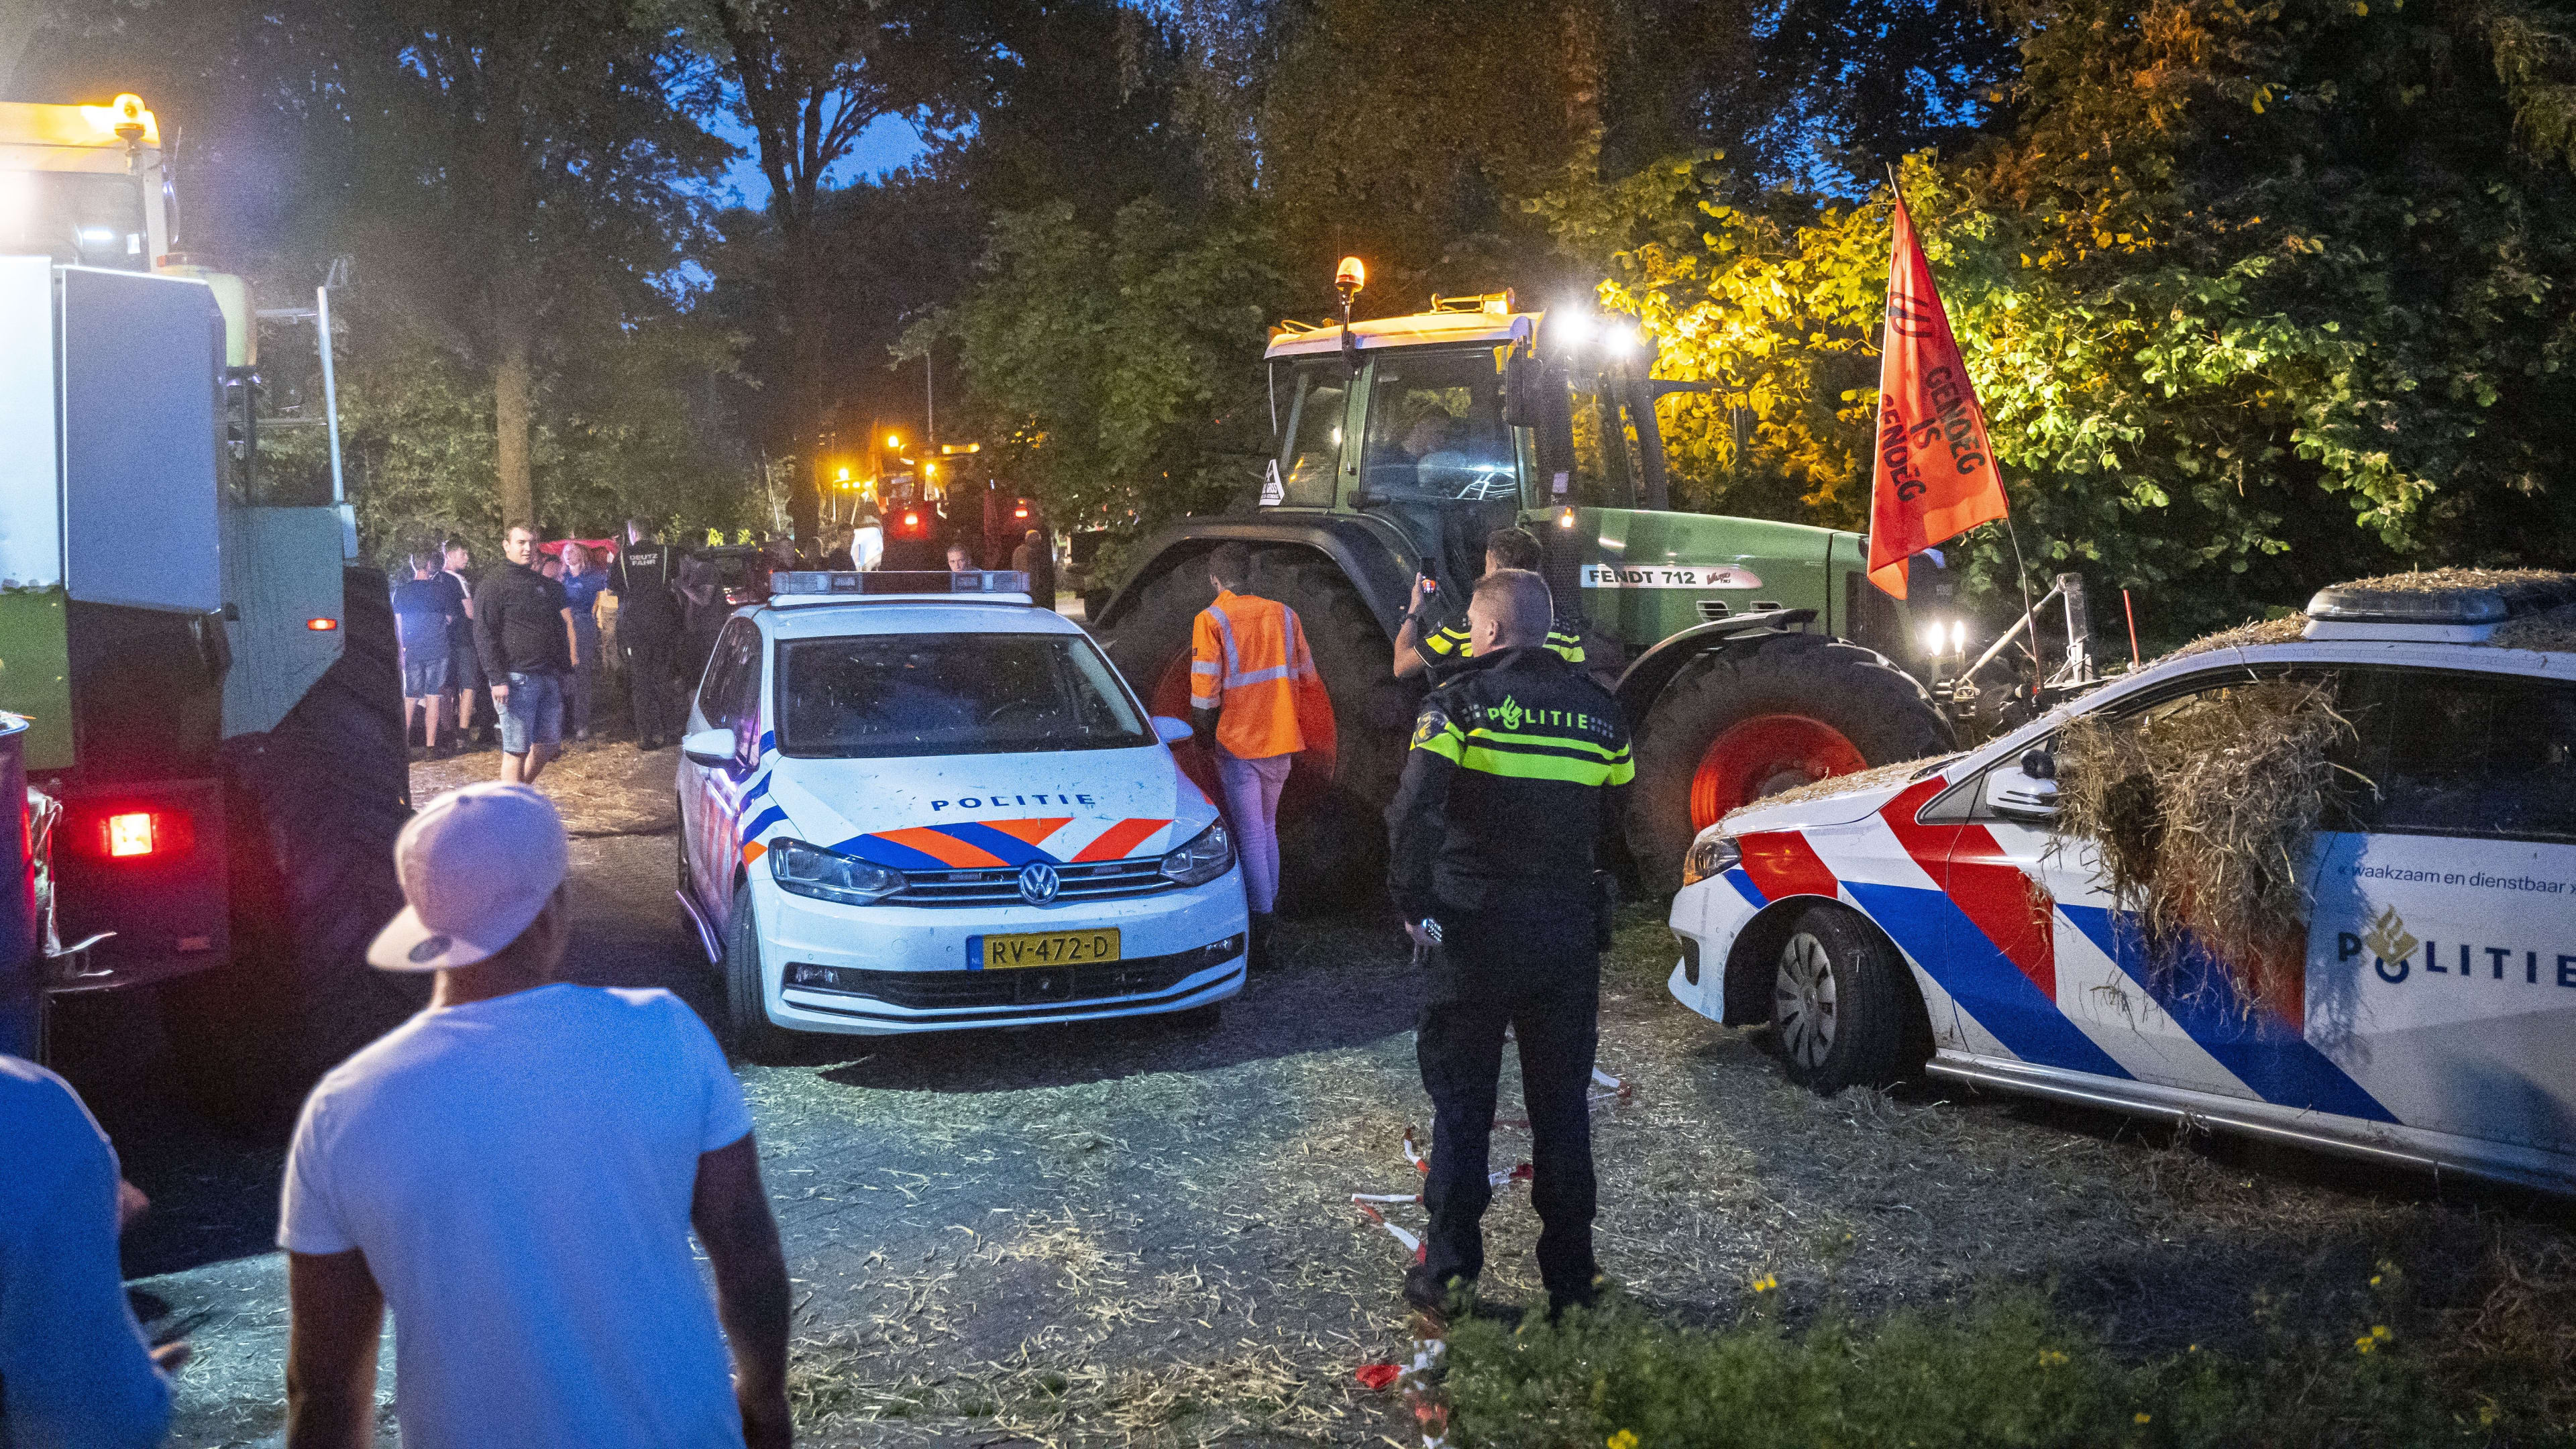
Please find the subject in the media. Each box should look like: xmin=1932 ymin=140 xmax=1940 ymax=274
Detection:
xmin=769 ymin=570 xmax=1033 ymax=604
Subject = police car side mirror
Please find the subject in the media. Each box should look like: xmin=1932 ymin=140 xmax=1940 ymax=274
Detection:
xmin=1150 ymin=715 xmax=1195 ymax=747
xmin=1984 ymin=753 xmax=2059 ymax=824
xmin=681 ymin=727 xmax=737 ymax=769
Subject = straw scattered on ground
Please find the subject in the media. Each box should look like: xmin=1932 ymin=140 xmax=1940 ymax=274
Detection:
xmin=409 ymin=738 xmax=678 ymax=835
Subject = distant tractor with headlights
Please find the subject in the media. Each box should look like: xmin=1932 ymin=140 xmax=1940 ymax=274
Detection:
xmin=1092 ymin=265 xmax=1952 ymax=897
xmin=0 ymin=92 xmax=411 ymax=1124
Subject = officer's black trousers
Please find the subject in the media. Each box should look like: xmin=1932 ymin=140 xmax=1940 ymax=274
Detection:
xmin=1415 ymin=912 xmax=1601 ymax=1307
xmin=623 ymin=629 xmax=680 ymax=742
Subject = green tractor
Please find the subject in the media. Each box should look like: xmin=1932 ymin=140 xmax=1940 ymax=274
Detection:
xmin=1093 ymin=283 xmax=1953 ymax=898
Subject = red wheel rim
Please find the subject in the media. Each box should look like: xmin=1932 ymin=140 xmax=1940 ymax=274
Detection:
xmin=1148 ymin=650 xmax=1338 ymax=820
xmin=1688 ymin=714 xmax=1867 ymax=830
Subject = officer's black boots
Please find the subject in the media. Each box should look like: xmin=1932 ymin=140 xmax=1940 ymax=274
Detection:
xmin=1403 ymin=1263 xmax=1473 ymax=1321
xmin=1248 ymin=911 xmax=1276 ymax=970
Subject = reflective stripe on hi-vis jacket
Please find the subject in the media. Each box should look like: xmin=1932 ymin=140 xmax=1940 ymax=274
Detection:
xmin=1411 ymin=701 xmax=1634 ymax=786
xmin=1191 ymin=589 xmax=1316 ymax=759
xmin=1418 ymin=620 xmax=1585 ymax=669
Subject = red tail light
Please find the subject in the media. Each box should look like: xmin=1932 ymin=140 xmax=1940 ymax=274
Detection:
xmin=306 ymin=617 xmax=339 ymax=631
xmin=902 ymin=512 xmax=920 ymax=529
xmin=1013 ymin=507 xmax=1029 ymax=519
xmin=95 ymin=810 xmax=193 ymax=860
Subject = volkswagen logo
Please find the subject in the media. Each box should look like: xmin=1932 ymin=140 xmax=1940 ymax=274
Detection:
xmin=1017 ymin=861 xmax=1060 ymax=906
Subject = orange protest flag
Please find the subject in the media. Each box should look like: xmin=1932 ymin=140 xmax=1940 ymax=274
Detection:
xmin=1866 ymin=190 xmax=2007 ymax=598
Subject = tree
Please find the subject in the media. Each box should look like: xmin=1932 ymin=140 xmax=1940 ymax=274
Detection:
xmin=340 ymin=0 xmax=722 ymax=529
xmin=686 ymin=0 xmax=990 ymax=541
xmin=916 ymin=199 xmax=1283 ymax=535
xmin=1543 ymin=0 xmax=2576 ymax=638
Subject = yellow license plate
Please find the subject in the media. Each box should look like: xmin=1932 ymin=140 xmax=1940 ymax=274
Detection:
xmin=981 ymin=928 xmax=1120 ymax=969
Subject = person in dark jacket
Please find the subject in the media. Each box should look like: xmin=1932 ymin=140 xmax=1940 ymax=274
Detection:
xmin=439 ymin=541 xmax=487 ymax=747
xmin=609 ymin=519 xmax=682 ymax=751
xmin=1385 ymin=568 xmax=1633 ymax=1324
xmin=474 ymin=526 xmax=576 ymax=786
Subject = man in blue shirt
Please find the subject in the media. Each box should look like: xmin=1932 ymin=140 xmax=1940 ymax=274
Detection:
xmin=392 ymin=552 xmax=458 ymax=759
xmin=1 ymin=1055 xmax=186 ymax=1447
xmin=559 ymin=543 xmax=609 ymax=745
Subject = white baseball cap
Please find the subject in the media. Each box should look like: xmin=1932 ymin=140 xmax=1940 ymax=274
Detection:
xmin=368 ymin=783 xmax=570 ymax=971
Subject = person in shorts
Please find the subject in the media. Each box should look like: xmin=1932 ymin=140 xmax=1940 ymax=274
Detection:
xmin=473 ymin=527 xmax=575 ymax=786
xmin=392 ymin=553 xmax=458 ymax=758
xmin=439 ymin=541 xmax=487 ymax=747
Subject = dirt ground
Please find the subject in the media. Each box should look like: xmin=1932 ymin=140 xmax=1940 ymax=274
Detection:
xmin=57 ymin=740 xmax=2576 ymax=1446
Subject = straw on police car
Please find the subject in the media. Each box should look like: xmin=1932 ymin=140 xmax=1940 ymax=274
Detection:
xmin=1666 ymin=574 xmax=2576 ymax=1191
xmin=675 ymin=570 xmax=1247 ymax=1055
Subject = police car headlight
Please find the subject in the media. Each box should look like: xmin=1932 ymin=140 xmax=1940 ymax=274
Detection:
xmin=1680 ymin=831 xmax=1741 ymax=888
xmin=1159 ymin=820 xmax=1234 ymax=887
xmin=769 ymin=839 xmax=904 ymax=905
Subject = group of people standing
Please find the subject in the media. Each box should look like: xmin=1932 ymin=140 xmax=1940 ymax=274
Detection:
xmin=388 ymin=519 xmax=700 ymax=780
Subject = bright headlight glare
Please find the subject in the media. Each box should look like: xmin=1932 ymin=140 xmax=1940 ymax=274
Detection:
xmin=769 ymin=838 xmax=904 ymax=905
xmin=1680 ymin=831 xmax=1742 ymax=888
xmin=1160 ymin=820 xmax=1234 ymax=886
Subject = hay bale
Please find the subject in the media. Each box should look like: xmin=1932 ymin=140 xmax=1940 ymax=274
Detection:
xmin=2053 ymin=676 xmax=2356 ymax=1004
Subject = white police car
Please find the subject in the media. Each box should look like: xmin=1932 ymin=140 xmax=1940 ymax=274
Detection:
xmin=1667 ymin=574 xmax=2576 ymax=1191
xmin=674 ymin=571 xmax=1247 ymax=1056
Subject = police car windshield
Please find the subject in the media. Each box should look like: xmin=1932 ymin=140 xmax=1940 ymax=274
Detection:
xmin=778 ymin=632 xmax=1152 ymax=759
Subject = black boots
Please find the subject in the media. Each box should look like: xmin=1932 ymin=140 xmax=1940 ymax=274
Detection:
xmin=1248 ymin=911 xmax=1276 ymax=971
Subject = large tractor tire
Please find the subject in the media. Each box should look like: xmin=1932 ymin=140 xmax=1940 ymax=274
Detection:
xmin=1100 ymin=549 xmax=1413 ymax=911
xmin=1627 ymin=631 xmax=1951 ymax=895
xmin=164 ymin=567 xmax=424 ymax=1134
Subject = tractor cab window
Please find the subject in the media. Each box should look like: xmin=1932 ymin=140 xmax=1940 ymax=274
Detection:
xmin=1563 ymin=368 xmax=1644 ymax=509
xmin=1360 ymin=350 xmax=1519 ymax=505
xmin=1270 ymin=360 xmax=1344 ymax=508
xmin=0 ymin=172 xmax=149 ymax=270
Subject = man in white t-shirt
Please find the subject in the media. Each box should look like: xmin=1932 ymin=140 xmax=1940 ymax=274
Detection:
xmin=278 ymin=783 xmax=791 ymax=1448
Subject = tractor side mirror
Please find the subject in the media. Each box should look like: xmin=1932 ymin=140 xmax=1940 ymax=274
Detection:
xmin=1534 ymin=361 xmax=1577 ymax=485
xmin=1503 ymin=348 xmax=1542 ymax=425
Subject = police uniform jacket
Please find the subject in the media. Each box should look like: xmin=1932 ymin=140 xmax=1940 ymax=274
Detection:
xmin=1385 ymin=645 xmax=1633 ymax=925
xmin=610 ymin=539 xmax=681 ymax=640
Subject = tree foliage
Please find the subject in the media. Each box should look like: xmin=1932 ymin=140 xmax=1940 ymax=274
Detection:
xmin=1545 ymin=0 xmax=2576 ymax=635
xmin=915 ymin=199 xmax=1282 ymax=534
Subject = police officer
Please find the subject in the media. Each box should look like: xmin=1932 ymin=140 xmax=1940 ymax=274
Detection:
xmin=1391 ymin=527 xmax=1585 ymax=682
xmin=1385 ymin=568 xmax=1632 ymax=1322
xmin=609 ymin=518 xmax=683 ymax=751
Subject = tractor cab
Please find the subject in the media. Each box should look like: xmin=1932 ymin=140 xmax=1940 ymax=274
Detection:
xmin=1261 ymin=290 xmax=1677 ymax=622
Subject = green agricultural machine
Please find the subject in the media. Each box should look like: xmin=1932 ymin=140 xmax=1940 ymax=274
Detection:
xmin=0 ymin=91 xmax=413 ymax=1126
xmin=1094 ymin=282 xmax=1953 ymax=898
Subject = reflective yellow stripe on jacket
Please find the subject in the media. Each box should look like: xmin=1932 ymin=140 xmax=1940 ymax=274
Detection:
xmin=1412 ymin=720 xmax=1633 ymax=786
xmin=1420 ymin=621 xmax=1585 ymax=665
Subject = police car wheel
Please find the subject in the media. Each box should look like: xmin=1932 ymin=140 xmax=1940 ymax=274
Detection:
xmin=724 ymin=883 xmax=798 ymax=1064
xmin=1769 ymin=903 xmax=1912 ymax=1093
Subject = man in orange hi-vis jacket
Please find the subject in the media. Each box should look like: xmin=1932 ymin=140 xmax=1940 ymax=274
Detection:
xmin=1191 ymin=543 xmax=1316 ymax=970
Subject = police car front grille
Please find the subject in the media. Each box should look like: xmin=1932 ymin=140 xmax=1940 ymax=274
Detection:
xmin=784 ymin=935 xmax=1245 ymax=1011
xmin=890 ymin=858 xmax=1175 ymax=906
